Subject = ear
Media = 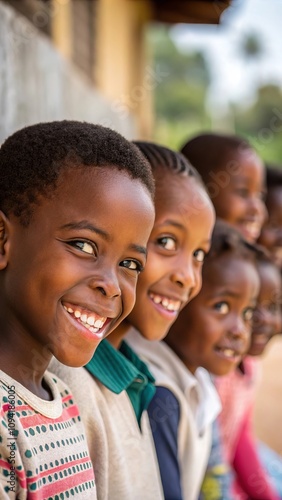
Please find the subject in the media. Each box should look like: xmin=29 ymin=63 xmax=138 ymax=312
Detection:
xmin=0 ymin=211 xmax=11 ymax=270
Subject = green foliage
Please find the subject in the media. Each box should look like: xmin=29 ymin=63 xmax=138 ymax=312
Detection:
xmin=240 ymin=33 xmax=264 ymax=60
xmin=234 ymin=84 xmax=282 ymax=165
xmin=147 ymin=25 xmax=211 ymax=149
xmin=147 ymin=25 xmax=282 ymax=164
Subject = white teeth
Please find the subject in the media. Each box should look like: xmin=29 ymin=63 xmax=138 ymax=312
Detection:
xmin=87 ymin=317 xmax=95 ymax=326
xmin=153 ymin=295 xmax=162 ymax=304
xmin=167 ymin=303 xmax=176 ymax=311
xmin=63 ymin=305 xmax=106 ymax=334
xmin=150 ymin=293 xmax=180 ymax=312
xmin=94 ymin=319 xmax=104 ymax=328
xmin=222 ymin=349 xmax=235 ymax=358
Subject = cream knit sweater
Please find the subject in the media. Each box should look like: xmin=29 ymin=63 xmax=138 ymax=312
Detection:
xmin=50 ymin=358 xmax=164 ymax=500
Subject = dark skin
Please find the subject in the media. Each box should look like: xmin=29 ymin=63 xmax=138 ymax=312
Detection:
xmin=258 ymin=186 xmax=282 ymax=269
xmin=210 ymin=149 xmax=267 ymax=243
xmin=0 ymin=167 xmax=154 ymax=399
xmin=108 ymin=172 xmax=215 ymax=348
xmin=165 ymin=254 xmax=260 ymax=376
xmin=248 ymin=260 xmax=282 ymax=356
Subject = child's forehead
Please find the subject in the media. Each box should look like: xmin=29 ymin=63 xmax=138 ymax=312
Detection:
xmin=257 ymin=260 xmax=282 ymax=288
xmin=154 ymin=178 xmax=212 ymax=226
xmin=32 ymin=167 xmax=154 ymax=224
xmin=221 ymin=151 xmax=264 ymax=178
xmin=205 ymin=253 xmax=257 ymax=281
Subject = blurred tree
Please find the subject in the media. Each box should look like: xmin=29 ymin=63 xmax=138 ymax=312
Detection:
xmin=234 ymin=84 xmax=282 ymax=164
xmin=147 ymin=25 xmax=211 ymax=149
xmin=240 ymin=33 xmax=264 ymax=60
xmin=147 ymin=26 xmax=282 ymax=164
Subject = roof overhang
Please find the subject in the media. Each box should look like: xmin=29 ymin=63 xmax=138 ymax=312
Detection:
xmin=149 ymin=0 xmax=232 ymax=24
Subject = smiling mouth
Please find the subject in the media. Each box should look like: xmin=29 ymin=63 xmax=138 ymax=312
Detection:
xmin=215 ymin=347 xmax=242 ymax=359
xmin=63 ymin=304 xmax=107 ymax=336
xmin=149 ymin=293 xmax=181 ymax=313
xmin=241 ymin=221 xmax=261 ymax=240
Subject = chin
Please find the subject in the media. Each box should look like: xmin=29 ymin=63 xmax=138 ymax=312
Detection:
xmin=141 ymin=329 xmax=169 ymax=343
xmin=57 ymin=351 xmax=95 ymax=368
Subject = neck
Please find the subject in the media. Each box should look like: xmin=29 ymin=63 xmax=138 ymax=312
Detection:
xmin=0 ymin=335 xmax=52 ymax=400
xmin=107 ymin=320 xmax=131 ymax=349
xmin=164 ymin=337 xmax=196 ymax=374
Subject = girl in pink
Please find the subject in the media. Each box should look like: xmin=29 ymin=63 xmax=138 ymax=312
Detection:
xmin=216 ymin=252 xmax=281 ymax=499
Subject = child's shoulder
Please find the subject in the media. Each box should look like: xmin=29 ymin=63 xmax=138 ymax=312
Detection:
xmin=48 ymin=359 xmax=106 ymax=406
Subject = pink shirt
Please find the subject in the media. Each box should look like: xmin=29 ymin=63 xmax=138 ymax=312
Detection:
xmin=215 ymin=357 xmax=279 ymax=500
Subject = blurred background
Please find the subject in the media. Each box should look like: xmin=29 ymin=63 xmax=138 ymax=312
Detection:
xmin=151 ymin=0 xmax=282 ymax=164
xmin=1 ymin=0 xmax=282 ymax=164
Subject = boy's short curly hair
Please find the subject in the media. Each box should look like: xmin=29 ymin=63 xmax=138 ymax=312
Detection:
xmin=133 ymin=140 xmax=203 ymax=182
xmin=206 ymin=218 xmax=263 ymax=265
xmin=0 ymin=121 xmax=154 ymax=226
xmin=180 ymin=132 xmax=253 ymax=183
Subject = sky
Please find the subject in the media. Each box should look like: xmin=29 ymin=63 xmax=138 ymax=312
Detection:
xmin=171 ymin=0 xmax=282 ymax=113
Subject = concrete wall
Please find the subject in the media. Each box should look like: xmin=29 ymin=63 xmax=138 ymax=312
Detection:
xmin=0 ymin=2 xmax=135 ymax=144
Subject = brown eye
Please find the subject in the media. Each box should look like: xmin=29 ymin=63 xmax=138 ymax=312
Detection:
xmin=194 ymin=249 xmax=205 ymax=263
xmin=68 ymin=240 xmax=95 ymax=255
xmin=158 ymin=237 xmax=176 ymax=251
xmin=244 ymin=308 xmax=254 ymax=321
xmin=120 ymin=260 xmax=143 ymax=273
xmin=214 ymin=302 xmax=229 ymax=314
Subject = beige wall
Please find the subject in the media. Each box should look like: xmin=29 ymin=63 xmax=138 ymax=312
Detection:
xmin=94 ymin=0 xmax=153 ymax=138
xmin=0 ymin=2 xmax=134 ymax=143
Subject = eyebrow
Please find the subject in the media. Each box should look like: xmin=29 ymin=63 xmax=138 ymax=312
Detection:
xmin=209 ymin=289 xmax=257 ymax=305
xmin=129 ymin=245 xmax=147 ymax=258
xmin=162 ymin=220 xmax=185 ymax=230
xmin=60 ymin=221 xmax=111 ymax=241
xmin=60 ymin=221 xmax=147 ymax=257
xmin=209 ymin=289 xmax=246 ymax=299
xmin=161 ymin=220 xmax=211 ymax=244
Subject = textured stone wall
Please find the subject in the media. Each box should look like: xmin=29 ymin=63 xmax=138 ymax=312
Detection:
xmin=0 ymin=2 xmax=135 ymax=144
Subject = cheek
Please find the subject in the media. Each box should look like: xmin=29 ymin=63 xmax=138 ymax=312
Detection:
xmin=139 ymin=252 xmax=164 ymax=287
xmin=190 ymin=268 xmax=203 ymax=301
xmin=120 ymin=278 xmax=138 ymax=314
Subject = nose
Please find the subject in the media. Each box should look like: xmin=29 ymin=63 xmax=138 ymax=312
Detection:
xmin=89 ymin=267 xmax=121 ymax=299
xmin=170 ymin=255 xmax=198 ymax=292
xmin=253 ymin=306 xmax=275 ymax=332
xmin=228 ymin=314 xmax=249 ymax=341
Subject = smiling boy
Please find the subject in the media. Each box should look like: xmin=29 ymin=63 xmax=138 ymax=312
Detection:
xmin=0 ymin=121 xmax=155 ymax=499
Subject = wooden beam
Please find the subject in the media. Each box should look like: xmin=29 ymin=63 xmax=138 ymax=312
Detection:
xmin=150 ymin=0 xmax=231 ymax=24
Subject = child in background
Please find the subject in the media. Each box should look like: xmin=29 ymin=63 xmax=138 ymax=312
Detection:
xmin=258 ymin=165 xmax=282 ymax=270
xmin=257 ymin=164 xmax=282 ymax=496
xmin=128 ymin=220 xmax=260 ymax=500
xmin=181 ymin=132 xmax=267 ymax=243
xmin=216 ymin=252 xmax=282 ymax=500
xmin=50 ymin=142 xmax=215 ymax=500
xmin=181 ymin=132 xmax=273 ymax=499
xmin=0 ymin=121 xmax=155 ymax=499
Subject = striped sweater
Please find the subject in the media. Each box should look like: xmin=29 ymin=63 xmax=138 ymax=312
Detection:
xmin=0 ymin=370 xmax=97 ymax=499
